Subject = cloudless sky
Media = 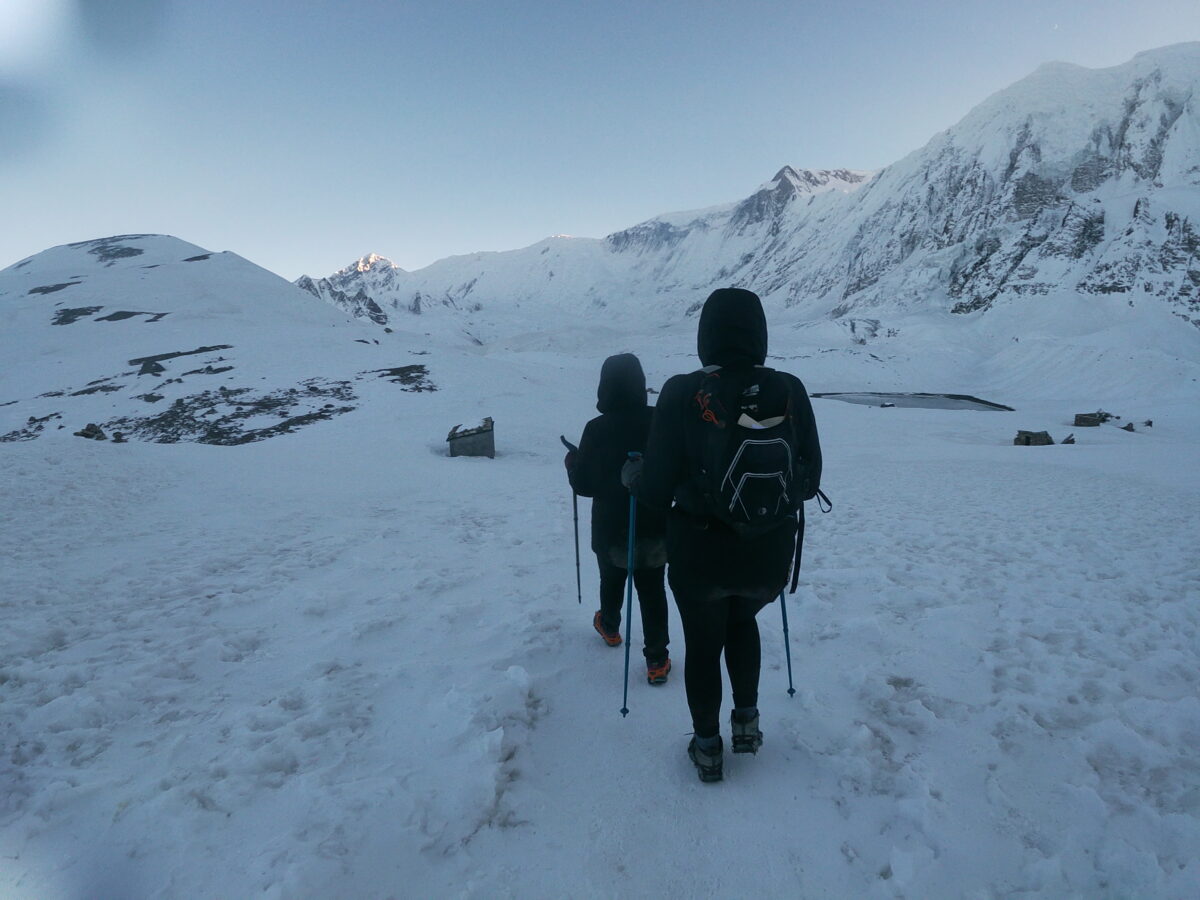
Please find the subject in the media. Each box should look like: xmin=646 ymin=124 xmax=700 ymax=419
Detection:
xmin=2 ymin=0 xmax=1198 ymax=279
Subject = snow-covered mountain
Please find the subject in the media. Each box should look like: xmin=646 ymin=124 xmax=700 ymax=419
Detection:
xmin=301 ymin=43 xmax=1200 ymax=331
xmin=0 ymin=235 xmax=435 ymax=444
xmin=294 ymin=167 xmax=875 ymax=324
xmin=5 ymin=242 xmax=1200 ymax=900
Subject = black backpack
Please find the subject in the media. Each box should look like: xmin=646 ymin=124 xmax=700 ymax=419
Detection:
xmin=690 ymin=365 xmax=808 ymax=538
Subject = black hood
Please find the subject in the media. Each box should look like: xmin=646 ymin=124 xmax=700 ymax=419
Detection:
xmin=697 ymin=288 xmax=767 ymax=368
xmin=596 ymin=353 xmax=647 ymax=413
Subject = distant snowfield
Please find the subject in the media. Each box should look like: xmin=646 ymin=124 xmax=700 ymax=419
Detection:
xmin=3 ymin=307 xmax=1198 ymax=899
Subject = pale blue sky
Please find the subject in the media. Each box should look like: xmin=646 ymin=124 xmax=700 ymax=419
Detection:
xmin=2 ymin=0 xmax=1198 ymax=279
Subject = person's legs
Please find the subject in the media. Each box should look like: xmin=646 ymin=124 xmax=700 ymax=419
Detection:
xmin=672 ymin=584 xmax=731 ymax=739
xmin=633 ymin=565 xmax=669 ymax=662
xmin=724 ymin=596 xmax=770 ymax=710
xmin=595 ymin=553 xmax=626 ymax=634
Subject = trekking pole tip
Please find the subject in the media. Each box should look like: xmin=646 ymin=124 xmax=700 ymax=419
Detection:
xmin=620 ymin=707 xmax=629 ymax=717
xmin=787 ymin=687 xmax=796 ymax=698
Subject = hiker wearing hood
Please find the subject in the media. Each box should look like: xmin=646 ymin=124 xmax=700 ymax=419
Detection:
xmin=565 ymin=353 xmax=671 ymax=683
xmin=625 ymin=288 xmax=822 ymax=781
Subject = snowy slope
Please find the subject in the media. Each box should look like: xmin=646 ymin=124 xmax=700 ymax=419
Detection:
xmin=0 ymin=235 xmax=437 ymax=445
xmin=2 ymin=305 xmax=1198 ymax=898
xmin=301 ymin=43 xmax=1200 ymax=334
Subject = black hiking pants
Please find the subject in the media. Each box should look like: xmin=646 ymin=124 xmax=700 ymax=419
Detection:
xmin=596 ymin=554 xmax=669 ymax=664
xmin=671 ymin=587 xmax=771 ymax=739
xmin=665 ymin=511 xmax=795 ymax=739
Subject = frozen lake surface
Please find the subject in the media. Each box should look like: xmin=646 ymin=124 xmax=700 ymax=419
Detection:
xmin=812 ymin=392 xmax=1014 ymax=411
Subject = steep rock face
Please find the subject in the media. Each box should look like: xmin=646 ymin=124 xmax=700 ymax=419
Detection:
xmin=299 ymin=43 xmax=1200 ymax=331
xmin=810 ymin=44 xmax=1200 ymax=324
xmin=296 ymin=275 xmax=390 ymax=325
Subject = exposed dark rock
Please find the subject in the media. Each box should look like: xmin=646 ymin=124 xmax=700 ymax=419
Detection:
xmin=365 ymin=365 xmax=436 ymax=392
xmin=181 ymin=365 xmax=234 ymax=376
xmin=296 ymin=276 xmax=391 ymax=324
xmin=139 ymin=360 xmax=167 ymax=376
xmin=70 ymin=384 xmax=122 ymax=396
xmin=183 ymin=254 xmax=212 ymax=262
xmin=105 ymin=379 xmax=356 ymax=445
xmin=74 ymin=423 xmax=108 ymax=440
xmin=128 ymin=345 xmax=234 ymax=366
xmin=30 ymin=282 xmax=82 ymax=296
xmin=68 ymin=235 xmax=148 ymax=265
xmin=1071 ymin=153 xmax=1111 ymax=192
xmin=1011 ymin=172 xmax=1060 ymax=219
xmin=0 ymin=412 xmax=62 ymax=442
xmin=95 ymin=311 xmax=170 ymax=323
xmin=52 ymin=306 xmax=104 ymax=325
xmin=1121 ymin=422 xmax=1136 ymax=432
xmin=1062 ymin=433 xmax=1076 ymax=444
xmin=606 ymin=220 xmax=690 ymax=254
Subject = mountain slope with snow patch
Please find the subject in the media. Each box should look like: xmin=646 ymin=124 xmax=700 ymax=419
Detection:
xmin=0 ymin=235 xmax=436 ymax=444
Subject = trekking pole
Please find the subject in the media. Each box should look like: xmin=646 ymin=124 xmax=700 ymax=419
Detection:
xmin=620 ymin=451 xmax=642 ymax=717
xmin=779 ymin=590 xmax=796 ymax=697
xmin=560 ymin=436 xmax=582 ymax=605
xmin=778 ymin=490 xmax=830 ymax=697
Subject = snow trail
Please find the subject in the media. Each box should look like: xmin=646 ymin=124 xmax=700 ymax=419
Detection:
xmin=2 ymin=342 xmax=1198 ymax=898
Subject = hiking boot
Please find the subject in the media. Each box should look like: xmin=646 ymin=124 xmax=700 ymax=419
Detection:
xmin=688 ymin=735 xmax=723 ymax=783
xmin=593 ymin=611 xmax=621 ymax=647
xmin=646 ymin=657 xmax=671 ymax=685
xmin=730 ymin=708 xmax=763 ymax=754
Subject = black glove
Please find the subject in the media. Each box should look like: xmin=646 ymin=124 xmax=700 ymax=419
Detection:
xmin=620 ymin=456 xmax=643 ymax=491
xmin=563 ymin=450 xmax=576 ymax=472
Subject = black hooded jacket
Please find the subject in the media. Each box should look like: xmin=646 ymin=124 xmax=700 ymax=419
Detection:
xmin=567 ymin=354 xmax=667 ymax=567
xmin=637 ymin=288 xmax=822 ymax=595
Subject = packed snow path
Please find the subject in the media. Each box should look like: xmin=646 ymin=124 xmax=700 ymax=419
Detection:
xmin=2 ymin=367 xmax=1198 ymax=897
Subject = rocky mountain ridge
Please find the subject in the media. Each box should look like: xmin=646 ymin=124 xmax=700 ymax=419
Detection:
xmin=300 ymin=43 xmax=1200 ymax=332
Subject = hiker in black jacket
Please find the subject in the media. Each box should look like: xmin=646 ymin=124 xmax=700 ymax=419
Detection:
xmin=624 ymin=288 xmax=821 ymax=781
xmin=565 ymin=353 xmax=671 ymax=684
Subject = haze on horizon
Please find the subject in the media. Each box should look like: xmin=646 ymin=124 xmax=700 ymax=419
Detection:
xmin=2 ymin=0 xmax=1199 ymax=280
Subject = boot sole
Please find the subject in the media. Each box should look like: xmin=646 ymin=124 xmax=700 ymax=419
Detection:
xmin=688 ymin=743 xmax=723 ymax=783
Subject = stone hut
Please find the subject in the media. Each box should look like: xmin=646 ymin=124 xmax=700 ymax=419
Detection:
xmin=447 ymin=417 xmax=495 ymax=458
xmin=1014 ymin=430 xmax=1054 ymax=446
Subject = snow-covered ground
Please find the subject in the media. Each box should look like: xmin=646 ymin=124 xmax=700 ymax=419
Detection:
xmin=3 ymin=297 xmax=1198 ymax=898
